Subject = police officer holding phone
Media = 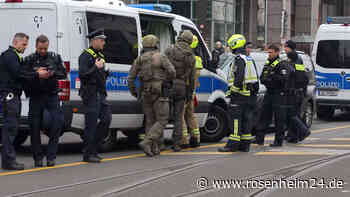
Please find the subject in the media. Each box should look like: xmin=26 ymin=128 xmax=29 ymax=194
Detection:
xmin=79 ymin=29 xmax=112 ymax=163
xmin=0 ymin=33 xmax=50 ymax=170
xmin=23 ymin=35 xmax=67 ymax=167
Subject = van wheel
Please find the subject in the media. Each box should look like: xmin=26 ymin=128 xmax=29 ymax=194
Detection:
xmin=201 ymin=105 xmax=228 ymax=142
xmin=99 ymin=129 xmax=117 ymax=152
xmin=317 ymin=106 xmax=335 ymax=120
xmin=302 ymin=102 xmax=313 ymax=128
xmin=14 ymin=130 xmax=29 ymax=149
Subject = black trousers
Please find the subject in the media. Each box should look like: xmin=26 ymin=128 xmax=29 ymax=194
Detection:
xmin=286 ymin=95 xmax=309 ymax=141
xmin=255 ymin=93 xmax=288 ymax=144
xmin=1 ymin=94 xmax=20 ymax=165
xmin=82 ymin=93 xmax=112 ymax=157
xmin=29 ymin=94 xmax=63 ymax=161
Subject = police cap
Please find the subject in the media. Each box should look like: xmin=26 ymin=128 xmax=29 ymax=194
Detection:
xmin=87 ymin=29 xmax=107 ymax=40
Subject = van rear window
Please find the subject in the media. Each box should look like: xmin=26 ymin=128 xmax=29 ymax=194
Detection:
xmin=87 ymin=12 xmax=138 ymax=65
xmin=316 ymin=40 xmax=350 ymax=69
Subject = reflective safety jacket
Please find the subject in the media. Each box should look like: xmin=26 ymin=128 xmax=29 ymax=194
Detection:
xmin=227 ymin=54 xmax=258 ymax=96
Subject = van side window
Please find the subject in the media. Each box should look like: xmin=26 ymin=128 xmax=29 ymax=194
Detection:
xmin=316 ymin=40 xmax=350 ymax=69
xmin=86 ymin=12 xmax=138 ymax=65
xmin=181 ymin=25 xmax=210 ymax=70
xmin=140 ymin=15 xmax=175 ymax=53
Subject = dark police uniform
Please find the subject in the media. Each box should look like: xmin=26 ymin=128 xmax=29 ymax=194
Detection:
xmin=0 ymin=46 xmax=39 ymax=170
xmin=79 ymin=30 xmax=111 ymax=162
xmin=285 ymin=51 xmax=310 ymax=143
xmin=23 ymin=51 xmax=66 ymax=167
xmin=255 ymin=56 xmax=291 ymax=146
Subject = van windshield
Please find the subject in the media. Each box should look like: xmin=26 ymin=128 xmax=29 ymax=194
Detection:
xmin=316 ymin=40 xmax=350 ymax=69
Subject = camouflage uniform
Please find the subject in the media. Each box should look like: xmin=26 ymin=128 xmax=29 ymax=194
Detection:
xmin=165 ymin=30 xmax=196 ymax=152
xmin=182 ymin=36 xmax=203 ymax=148
xmin=128 ymin=35 xmax=176 ymax=157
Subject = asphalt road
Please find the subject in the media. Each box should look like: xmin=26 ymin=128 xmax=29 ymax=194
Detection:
xmin=1 ymin=112 xmax=350 ymax=197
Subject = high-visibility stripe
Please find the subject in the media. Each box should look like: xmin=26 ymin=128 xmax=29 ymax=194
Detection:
xmin=183 ymin=129 xmax=189 ymax=136
xmin=138 ymin=134 xmax=145 ymax=140
xmin=271 ymin=59 xmax=280 ymax=67
xmin=233 ymin=119 xmax=239 ymax=136
xmin=85 ymin=48 xmax=105 ymax=62
xmin=241 ymin=134 xmax=253 ymax=140
xmin=295 ymin=64 xmax=305 ymax=71
xmin=191 ymin=128 xmax=200 ymax=135
xmin=229 ymin=134 xmax=241 ymax=141
xmin=13 ymin=49 xmax=22 ymax=62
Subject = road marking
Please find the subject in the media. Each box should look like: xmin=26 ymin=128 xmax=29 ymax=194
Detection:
xmin=254 ymin=151 xmax=335 ymax=156
xmin=329 ymin=138 xmax=350 ymax=141
xmin=0 ymin=125 xmax=349 ymax=177
xmin=163 ymin=152 xmax=236 ymax=155
xmin=311 ymin=125 xmax=350 ymax=134
xmin=298 ymin=144 xmax=350 ymax=148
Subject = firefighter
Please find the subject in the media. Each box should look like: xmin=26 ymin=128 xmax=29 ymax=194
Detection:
xmin=218 ymin=34 xmax=259 ymax=152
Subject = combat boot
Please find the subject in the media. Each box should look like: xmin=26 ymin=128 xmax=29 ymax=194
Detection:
xmin=172 ymin=144 xmax=182 ymax=152
xmin=181 ymin=135 xmax=190 ymax=149
xmin=238 ymin=140 xmax=250 ymax=152
xmin=190 ymin=134 xmax=200 ymax=148
xmin=139 ymin=140 xmax=154 ymax=157
xmin=218 ymin=140 xmax=240 ymax=152
xmin=152 ymin=142 xmax=160 ymax=156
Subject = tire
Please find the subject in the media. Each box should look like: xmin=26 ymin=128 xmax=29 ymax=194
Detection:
xmin=14 ymin=130 xmax=29 ymax=148
xmin=99 ymin=129 xmax=118 ymax=152
xmin=302 ymin=101 xmax=313 ymax=128
xmin=317 ymin=106 xmax=335 ymax=120
xmin=200 ymin=105 xmax=228 ymax=142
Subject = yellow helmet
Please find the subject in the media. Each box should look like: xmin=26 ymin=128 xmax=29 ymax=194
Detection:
xmin=190 ymin=35 xmax=199 ymax=49
xmin=227 ymin=34 xmax=246 ymax=50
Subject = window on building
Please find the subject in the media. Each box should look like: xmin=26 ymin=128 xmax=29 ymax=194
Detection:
xmin=86 ymin=12 xmax=138 ymax=65
xmin=316 ymin=40 xmax=350 ymax=68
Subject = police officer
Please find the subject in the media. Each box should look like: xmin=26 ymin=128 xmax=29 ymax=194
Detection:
xmin=255 ymin=44 xmax=291 ymax=147
xmin=218 ymin=34 xmax=259 ymax=152
xmin=284 ymin=40 xmax=311 ymax=143
xmin=182 ymin=35 xmax=203 ymax=148
xmin=128 ymin=35 xmax=175 ymax=157
xmin=0 ymin=33 xmax=50 ymax=170
xmin=165 ymin=30 xmax=196 ymax=152
xmin=79 ymin=29 xmax=112 ymax=163
xmin=23 ymin=35 xmax=67 ymax=167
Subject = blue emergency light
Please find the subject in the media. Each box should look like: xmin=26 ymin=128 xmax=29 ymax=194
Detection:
xmin=128 ymin=4 xmax=172 ymax=13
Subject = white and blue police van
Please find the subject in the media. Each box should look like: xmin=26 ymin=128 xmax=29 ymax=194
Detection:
xmin=0 ymin=0 xmax=230 ymax=150
xmin=313 ymin=16 xmax=350 ymax=120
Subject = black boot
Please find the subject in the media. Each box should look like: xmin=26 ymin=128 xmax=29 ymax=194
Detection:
xmin=270 ymin=140 xmax=283 ymax=147
xmin=252 ymin=134 xmax=264 ymax=145
xmin=239 ymin=140 xmax=251 ymax=152
xmin=218 ymin=140 xmax=240 ymax=152
xmin=2 ymin=162 xmax=25 ymax=170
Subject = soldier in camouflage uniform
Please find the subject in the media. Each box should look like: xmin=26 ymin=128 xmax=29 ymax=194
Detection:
xmin=165 ymin=30 xmax=196 ymax=152
xmin=182 ymin=35 xmax=203 ymax=148
xmin=128 ymin=35 xmax=176 ymax=157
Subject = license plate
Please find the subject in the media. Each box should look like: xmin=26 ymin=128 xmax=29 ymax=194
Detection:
xmin=319 ymin=90 xmax=338 ymax=96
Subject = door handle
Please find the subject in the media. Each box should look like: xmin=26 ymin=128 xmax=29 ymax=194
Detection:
xmin=346 ymin=77 xmax=350 ymax=82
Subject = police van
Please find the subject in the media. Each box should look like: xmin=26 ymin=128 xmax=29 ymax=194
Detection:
xmin=0 ymin=0 xmax=229 ymax=149
xmin=313 ymin=17 xmax=350 ymax=120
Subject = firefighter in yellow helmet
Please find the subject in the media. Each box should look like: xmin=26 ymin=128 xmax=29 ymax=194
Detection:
xmin=182 ymin=35 xmax=203 ymax=148
xmin=218 ymin=34 xmax=259 ymax=152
